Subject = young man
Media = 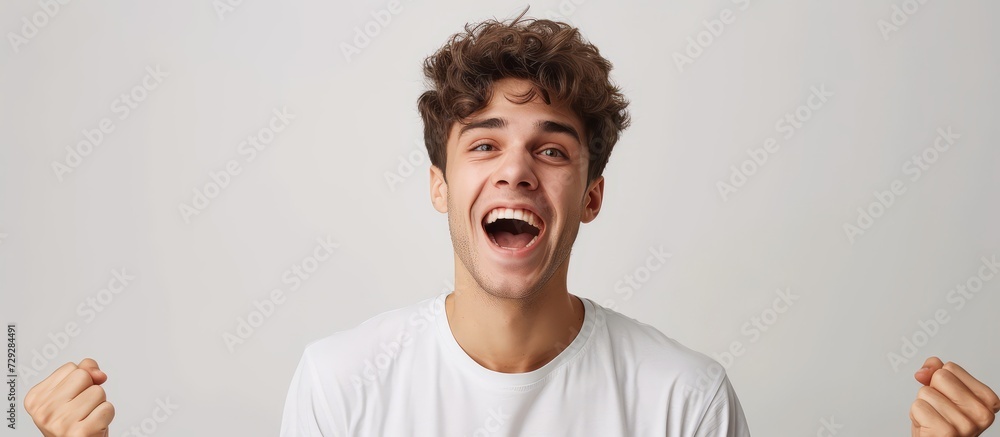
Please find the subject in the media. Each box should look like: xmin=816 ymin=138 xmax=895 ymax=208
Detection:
xmin=280 ymin=11 xmax=750 ymax=434
xmin=276 ymin=10 xmax=999 ymax=437
xmin=23 ymin=9 xmax=1000 ymax=437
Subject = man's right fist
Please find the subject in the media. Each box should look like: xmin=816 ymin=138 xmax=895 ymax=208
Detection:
xmin=24 ymin=358 xmax=115 ymax=437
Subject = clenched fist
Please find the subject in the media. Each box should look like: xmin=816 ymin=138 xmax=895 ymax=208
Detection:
xmin=911 ymin=356 xmax=1000 ymax=437
xmin=24 ymin=358 xmax=115 ymax=437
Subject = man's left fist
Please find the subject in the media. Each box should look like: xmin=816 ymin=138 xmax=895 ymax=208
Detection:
xmin=911 ymin=356 xmax=1000 ymax=437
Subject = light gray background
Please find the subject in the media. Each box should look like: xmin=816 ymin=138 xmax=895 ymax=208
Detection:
xmin=2 ymin=0 xmax=998 ymax=435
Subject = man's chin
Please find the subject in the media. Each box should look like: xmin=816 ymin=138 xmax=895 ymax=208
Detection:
xmin=472 ymin=270 xmax=545 ymax=299
xmin=481 ymin=286 xmax=543 ymax=301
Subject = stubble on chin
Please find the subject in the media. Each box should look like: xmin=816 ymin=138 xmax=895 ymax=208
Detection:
xmin=445 ymin=193 xmax=580 ymax=306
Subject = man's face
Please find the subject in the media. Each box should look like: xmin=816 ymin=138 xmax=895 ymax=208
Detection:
xmin=430 ymin=77 xmax=605 ymax=300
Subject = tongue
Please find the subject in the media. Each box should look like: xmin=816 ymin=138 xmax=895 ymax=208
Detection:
xmin=493 ymin=231 xmax=533 ymax=249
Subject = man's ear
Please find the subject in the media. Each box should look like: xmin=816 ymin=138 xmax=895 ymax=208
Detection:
xmin=430 ymin=165 xmax=448 ymax=213
xmin=581 ymin=175 xmax=604 ymax=223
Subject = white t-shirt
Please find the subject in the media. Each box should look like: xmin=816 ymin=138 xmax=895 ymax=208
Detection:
xmin=280 ymin=292 xmax=751 ymax=436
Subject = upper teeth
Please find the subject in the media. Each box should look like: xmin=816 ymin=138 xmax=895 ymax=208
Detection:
xmin=485 ymin=208 xmax=541 ymax=228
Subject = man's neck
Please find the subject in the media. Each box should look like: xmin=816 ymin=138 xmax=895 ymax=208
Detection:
xmin=445 ymin=268 xmax=586 ymax=374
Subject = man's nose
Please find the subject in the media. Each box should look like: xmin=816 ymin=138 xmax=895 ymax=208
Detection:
xmin=493 ymin=148 xmax=537 ymax=190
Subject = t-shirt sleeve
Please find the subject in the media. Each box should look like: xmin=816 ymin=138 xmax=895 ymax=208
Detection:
xmin=692 ymin=371 xmax=751 ymax=437
xmin=280 ymin=348 xmax=339 ymax=437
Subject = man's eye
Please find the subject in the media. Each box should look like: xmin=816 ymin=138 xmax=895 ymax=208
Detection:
xmin=540 ymin=148 xmax=565 ymax=158
xmin=472 ymin=143 xmax=494 ymax=151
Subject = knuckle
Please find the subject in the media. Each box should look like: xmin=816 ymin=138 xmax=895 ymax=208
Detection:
xmin=88 ymin=385 xmax=107 ymax=402
xmin=989 ymin=393 xmax=1000 ymax=410
xmin=69 ymin=368 xmax=93 ymax=384
xmin=32 ymin=402 xmax=55 ymax=424
xmin=917 ymin=385 xmax=937 ymax=399
xmin=23 ymin=390 xmax=36 ymax=412
xmin=930 ymin=368 xmax=952 ymax=386
xmin=968 ymin=404 xmax=995 ymax=428
xmin=953 ymin=418 xmax=976 ymax=436
xmin=54 ymin=361 xmax=79 ymax=376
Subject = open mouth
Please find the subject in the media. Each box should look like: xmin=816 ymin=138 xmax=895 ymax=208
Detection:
xmin=481 ymin=207 xmax=543 ymax=251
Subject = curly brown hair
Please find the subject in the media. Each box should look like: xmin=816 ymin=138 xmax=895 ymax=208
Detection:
xmin=416 ymin=6 xmax=631 ymax=184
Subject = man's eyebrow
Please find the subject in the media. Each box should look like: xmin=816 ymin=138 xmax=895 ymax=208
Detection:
xmin=535 ymin=119 xmax=580 ymax=144
xmin=458 ymin=117 xmax=507 ymax=138
xmin=457 ymin=117 xmax=581 ymax=144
